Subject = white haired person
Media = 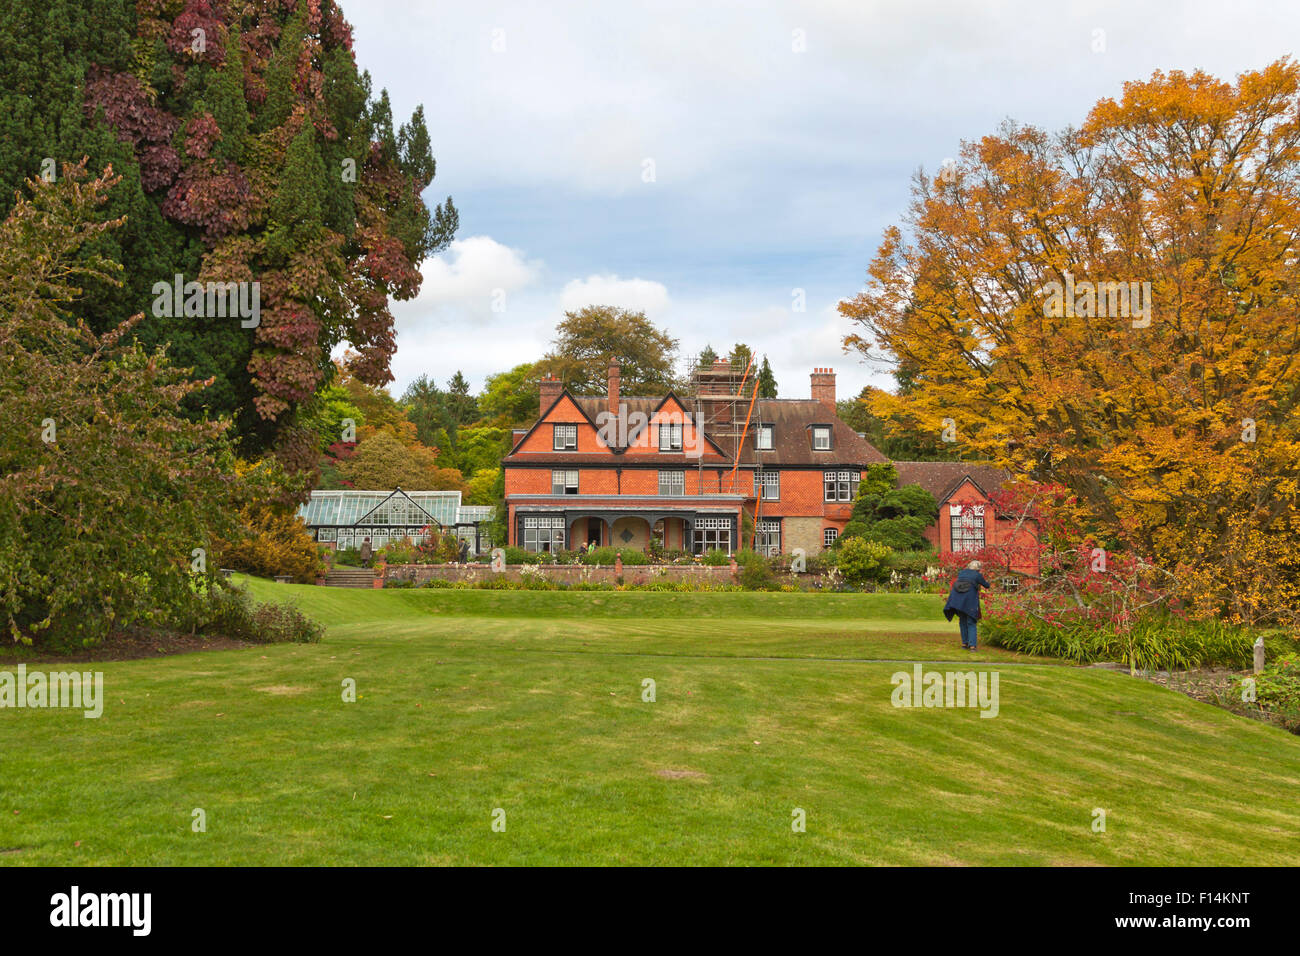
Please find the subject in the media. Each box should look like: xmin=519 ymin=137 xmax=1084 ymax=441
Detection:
xmin=943 ymin=560 xmax=992 ymax=651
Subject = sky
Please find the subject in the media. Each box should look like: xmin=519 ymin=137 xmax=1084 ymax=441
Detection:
xmin=344 ymin=0 xmax=1300 ymax=403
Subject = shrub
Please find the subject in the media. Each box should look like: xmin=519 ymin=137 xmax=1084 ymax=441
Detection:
xmin=220 ymin=507 xmax=323 ymax=584
xmin=249 ymin=601 xmax=325 ymax=644
xmin=983 ymin=610 xmax=1255 ymax=671
xmin=381 ymin=536 xmax=418 ymax=565
xmin=861 ymin=515 xmax=930 ymax=551
xmin=701 ymin=548 xmax=731 ymax=566
xmin=738 ymin=558 xmax=778 ymax=591
xmin=0 ymin=167 xmax=239 ymax=648
xmin=204 ymin=585 xmax=323 ymax=644
xmin=333 ymin=547 xmax=363 ymax=567
xmin=839 ymin=519 xmax=870 ymax=541
xmin=578 ymin=546 xmax=648 ymax=565
xmin=837 ymin=538 xmax=893 ymax=587
xmin=502 ymin=546 xmax=542 ymax=565
xmin=1242 ymin=653 xmax=1300 ymax=715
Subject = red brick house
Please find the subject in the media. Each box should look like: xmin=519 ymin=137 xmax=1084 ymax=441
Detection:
xmin=892 ymin=461 xmax=1040 ymax=576
xmin=502 ymin=359 xmax=1037 ymax=569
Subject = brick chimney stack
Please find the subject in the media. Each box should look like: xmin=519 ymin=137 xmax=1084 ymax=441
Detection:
xmin=607 ymin=359 xmax=621 ymax=418
xmin=811 ymin=367 xmax=836 ymax=411
xmin=539 ymin=374 xmax=562 ymax=411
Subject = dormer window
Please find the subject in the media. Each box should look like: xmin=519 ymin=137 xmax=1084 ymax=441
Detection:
xmin=553 ymin=423 xmax=577 ymax=451
xmin=812 ymin=426 xmax=832 ymax=451
xmin=755 ymin=424 xmax=773 ymax=450
xmin=658 ymin=422 xmax=683 ymax=452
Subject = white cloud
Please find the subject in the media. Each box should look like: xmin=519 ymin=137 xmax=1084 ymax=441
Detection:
xmin=408 ymin=235 xmax=542 ymax=323
xmin=559 ymin=274 xmax=670 ymax=315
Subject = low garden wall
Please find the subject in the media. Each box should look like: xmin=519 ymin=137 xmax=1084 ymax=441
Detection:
xmin=382 ymin=561 xmax=747 ymax=586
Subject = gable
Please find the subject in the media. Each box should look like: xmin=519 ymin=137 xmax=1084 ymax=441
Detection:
xmin=623 ymin=394 xmax=703 ymax=456
xmin=511 ymin=393 xmax=612 ymax=455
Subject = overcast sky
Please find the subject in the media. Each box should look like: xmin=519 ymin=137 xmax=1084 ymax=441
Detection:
xmin=345 ymin=0 xmax=1298 ymax=402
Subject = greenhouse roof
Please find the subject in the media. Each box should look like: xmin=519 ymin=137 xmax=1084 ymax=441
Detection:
xmin=298 ymin=490 xmax=493 ymax=527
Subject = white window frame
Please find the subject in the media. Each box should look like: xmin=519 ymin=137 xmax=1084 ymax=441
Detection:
xmin=755 ymin=424 xmax=773 ymax=450
xmin=950 ymin=503 xmax=986 ymax=553
xmin=756 ymin=519 xmax=781 ymax=555
xmin=812 ymin=426 xmax=832 ymax=451
xmin=757 ymin=469 xmax=780 ymax=501
xmin=522 ymin=514 xmax=566 ymax=552
xmin=658 ymin=422 xmax=683 ymax=452
xmin=824 ymin=470 xmax=857 ymax=502
xmin=692 ymin=516 xmax=732 ymax=554
xmin=658 ymin=470 xmax=685 ymax=496
xmin=553 ymin=423 xmax=577 ymax=451
xmin=552 ymin=469 xmax=579 ymax=495
xmin=824 ymin=527 xmax=839 ymax=547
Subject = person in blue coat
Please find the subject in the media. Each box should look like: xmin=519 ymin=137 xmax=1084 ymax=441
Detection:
xmin=943 ymin=560 xmax=992 ymax=650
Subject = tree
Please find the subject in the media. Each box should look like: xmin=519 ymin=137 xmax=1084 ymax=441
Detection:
xmin=0 ymin=164 xmax=237 ymax=646
xmin=540 ymin=306 xmax=679 ymax=395
xmin=840 ymin=60 xmax=1300 ymax=623
xmin=837 ymin=385 xmax=963 ymax=460
xmin=480 ymin=362 xmax=540 ymax=425
xmin=400 ymin=374 xmax=450 ymax=447
xmin=728 ymin=343 xmax=754 ymax=376
xmin=1 ymin=0 xmax=458 ymax=461
xmin=697 ymin=344 xmax=719 ymax=367
xmin=340 ymin=431 xmax=464 ymax=492
xmin=757 ymin=355 xmax=778 ymax=398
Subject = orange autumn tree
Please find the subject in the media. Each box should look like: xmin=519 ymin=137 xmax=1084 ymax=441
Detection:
xmin=840 ymin=60 xmax=1300 ymax=625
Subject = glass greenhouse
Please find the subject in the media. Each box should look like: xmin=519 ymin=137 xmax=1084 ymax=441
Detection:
xmin=298 ymin=489 xmax=495 ymax=554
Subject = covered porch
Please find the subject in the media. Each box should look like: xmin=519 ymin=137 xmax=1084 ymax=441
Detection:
xmin=509 ymin=496 xmax=743 ymax=555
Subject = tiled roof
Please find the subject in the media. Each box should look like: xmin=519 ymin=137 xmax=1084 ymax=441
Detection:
xmin=717 ymin=399 xmax=889 ymax=467
xmin=891 ymin=461 xmax=1011 ymax=503
xmin=513 ymin=390 xmax=887 ymax=467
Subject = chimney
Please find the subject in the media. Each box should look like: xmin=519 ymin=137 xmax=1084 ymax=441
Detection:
xmin=811 ymin=367 xmax=836 ymax=411
xmin=539 ymin=374 xmax=562 ymax=411
xmin=607 ymin=359 xmax=621 ymax=418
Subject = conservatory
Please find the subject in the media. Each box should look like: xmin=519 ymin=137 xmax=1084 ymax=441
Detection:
xmin=298 ymin=489 xmax=495 ymax=555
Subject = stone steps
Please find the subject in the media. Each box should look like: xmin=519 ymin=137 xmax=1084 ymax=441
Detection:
xmin=323 ymin=568 xmax=378 ymax=588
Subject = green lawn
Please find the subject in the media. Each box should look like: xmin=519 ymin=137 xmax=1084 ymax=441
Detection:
xmin=1 ymin=580 xmax=1296 ymax=865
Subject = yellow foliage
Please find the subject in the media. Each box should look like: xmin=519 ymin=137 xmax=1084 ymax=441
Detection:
xmin=840 ymin=60 xmax=1300 ymax=624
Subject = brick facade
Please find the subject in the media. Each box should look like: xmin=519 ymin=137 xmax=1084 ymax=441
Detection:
xmin=502 ymin=364 xmax=1038 ymax=564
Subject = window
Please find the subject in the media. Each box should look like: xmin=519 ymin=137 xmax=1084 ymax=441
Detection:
xmin=551 ymin=469 xmax=579 ymax=495
xmin=659 ymin=470 xmax=685 ymax=496
xmin=999 ymin=576 xmax=1020 ymax=590
xmin=317 ymin=528 xmax=336 ymax=543
xmin=823 ymin=527 xmax=839 ymax=548
xmin=812 ymin=426 xmax=832 ymax=451
xmin=658 ymin=422 xmax=683 ymax=452
xmin=824 ymin=470 xmax=858 ymax=502
xmin=692 ymin=516 xmax=732 ymax=554
xmin=756 ymin=519 xmax=781 ymax=555
xmin=755 ymin=424 xmax=773 ymax=450
xmin=553 ymin=423 xmax=577 ymax=450
xmin=521 ymin=514 xmax=566 ymax=552
xmin=950 ymin=504 xmax=986 ymax=553
xmin=366 ymin=495 xmax=430 ymax=526
xmin=756 ymin=470 xmax=780 ymax=501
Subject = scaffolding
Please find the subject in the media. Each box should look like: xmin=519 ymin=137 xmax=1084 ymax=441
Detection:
xmin=684 ymin=354 xmax=768 ymax=550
